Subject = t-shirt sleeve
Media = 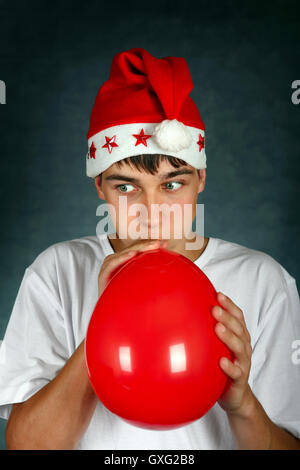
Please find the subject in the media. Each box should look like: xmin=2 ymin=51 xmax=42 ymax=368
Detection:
xmin=0 ymin=249 xmax=70 ymax=420
xmin=248 ymin=269 xmax=300 ymax=440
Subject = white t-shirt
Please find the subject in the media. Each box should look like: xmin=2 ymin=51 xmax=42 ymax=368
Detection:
xmin=0 ymin=234 xmax=300 ymax=450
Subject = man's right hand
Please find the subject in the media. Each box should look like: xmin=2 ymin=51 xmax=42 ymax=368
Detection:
xmin=98 ymin=239 xmax=168 ymax=298
xmin=5 ymin=238 xmax=169 ymax=450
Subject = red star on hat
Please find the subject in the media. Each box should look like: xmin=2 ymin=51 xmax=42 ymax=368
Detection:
xmin=89 ymin=142 xmax=97 ymax=159
xmin=102 ymin=135 xmax=119 ymax=154
xmin=132 ymin=128 xmax=152 ymax=147
xmin=197 ymin=134 xmax=205 ymax=152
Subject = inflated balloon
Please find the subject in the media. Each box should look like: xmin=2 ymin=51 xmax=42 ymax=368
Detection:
xmin=85 ymin=247 xmax=232 ymax=430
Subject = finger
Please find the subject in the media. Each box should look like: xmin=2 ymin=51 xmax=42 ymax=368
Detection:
xmin=106 ymin=249 xmax=137 ymax=265
xmin=101 ymin=250 xmax=137 ymax=278
xmin=102 ymin=239 xmax=168 ymax=283
xmin=138 ymin=240 xmax=163 ymax=252
xmin=212 ymin=307 xmax=252 ymax=355
xmin=217 ymin=292 xmax=251 ymax=342
xmin=215 ymin=322 xmax=246 ymax=360
xmin=122 ymin=239 xmax=162 ymax=254
xmin=245 ymin=342 xmax=253 ymax=357
xmin=212 ymin=306 xmax=245 ymax=338
xmin=217 ymin=292 xmax=245 ymax=323
xmin=103 ymin=240 xmax=163 ymax=277
xmin=219 ymin=357 xmax=243 ymax=381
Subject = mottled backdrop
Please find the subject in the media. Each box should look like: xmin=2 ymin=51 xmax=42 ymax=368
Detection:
xmin=0 ymin=0 xmax=299 ymax=449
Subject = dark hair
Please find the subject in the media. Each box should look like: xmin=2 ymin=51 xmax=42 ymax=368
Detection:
xmin=99 ymin=154 xmax=200 ymax=185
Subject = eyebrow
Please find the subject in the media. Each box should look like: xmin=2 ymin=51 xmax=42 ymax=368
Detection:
xmin=104 ymin=168 xmax=195 ymax=184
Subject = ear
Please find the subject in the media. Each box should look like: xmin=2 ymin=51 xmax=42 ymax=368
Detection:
xmin=198 ymin=169 xmax=206 ymax=194
xmin=94 ymin=175 xmax=106 ymax=200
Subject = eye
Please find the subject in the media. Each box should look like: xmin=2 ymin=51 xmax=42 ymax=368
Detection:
xmin=164 ymin=181 xmax=184 ymax=191
xmin=115 ymin=183 xmax=135 ymax=193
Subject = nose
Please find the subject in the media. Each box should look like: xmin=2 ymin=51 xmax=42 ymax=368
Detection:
xmin=140 ymin=194 xmax=161 ymax=228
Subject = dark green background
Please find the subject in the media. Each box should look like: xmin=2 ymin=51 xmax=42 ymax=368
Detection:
xmin=0 ymin=0 xmax=299 ymax=450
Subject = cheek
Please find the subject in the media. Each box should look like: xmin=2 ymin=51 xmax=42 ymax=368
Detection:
xmin=109 ymin=200 xmax=143 ymax=236
xmin=172 ymin=195 xmax=197 ymax=234
xmin=102 ymin=194 xmax=126 ymax=232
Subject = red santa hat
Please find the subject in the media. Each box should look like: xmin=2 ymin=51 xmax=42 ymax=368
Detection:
xmin=86 ymin=47 xmax=206 ymax=178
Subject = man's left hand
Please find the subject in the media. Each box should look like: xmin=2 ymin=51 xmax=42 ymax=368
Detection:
xmin=212 ymin=292 xmax=254 ymax=416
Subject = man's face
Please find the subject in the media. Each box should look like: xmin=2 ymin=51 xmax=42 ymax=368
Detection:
xmin=94 ymin=160 xmax=206 ymax=242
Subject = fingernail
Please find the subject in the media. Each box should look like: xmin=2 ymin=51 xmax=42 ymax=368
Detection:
xmin=215 ymin=307 xmax=223 ymax=316
xmin=218 ymin=292 xmax=226 ymax=301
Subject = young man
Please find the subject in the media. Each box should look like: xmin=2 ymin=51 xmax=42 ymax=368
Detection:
xmin=1 ymin=48 xmax=300 ymax=450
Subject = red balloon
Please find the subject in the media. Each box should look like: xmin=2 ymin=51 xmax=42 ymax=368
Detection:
xmin=85 ymin=247 xmax=232 ymax=430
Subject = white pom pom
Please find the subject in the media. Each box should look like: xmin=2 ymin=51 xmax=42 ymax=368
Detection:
xmin=152 ymin=119 xmax=193 ymax=152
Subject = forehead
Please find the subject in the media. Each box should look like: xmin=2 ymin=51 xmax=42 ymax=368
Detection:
xmin=103 ymin=160 xmax=196 ymax=181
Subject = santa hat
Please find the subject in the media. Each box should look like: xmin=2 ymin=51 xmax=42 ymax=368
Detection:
xmin=86 ymin=48 xmax=206 ymax=178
